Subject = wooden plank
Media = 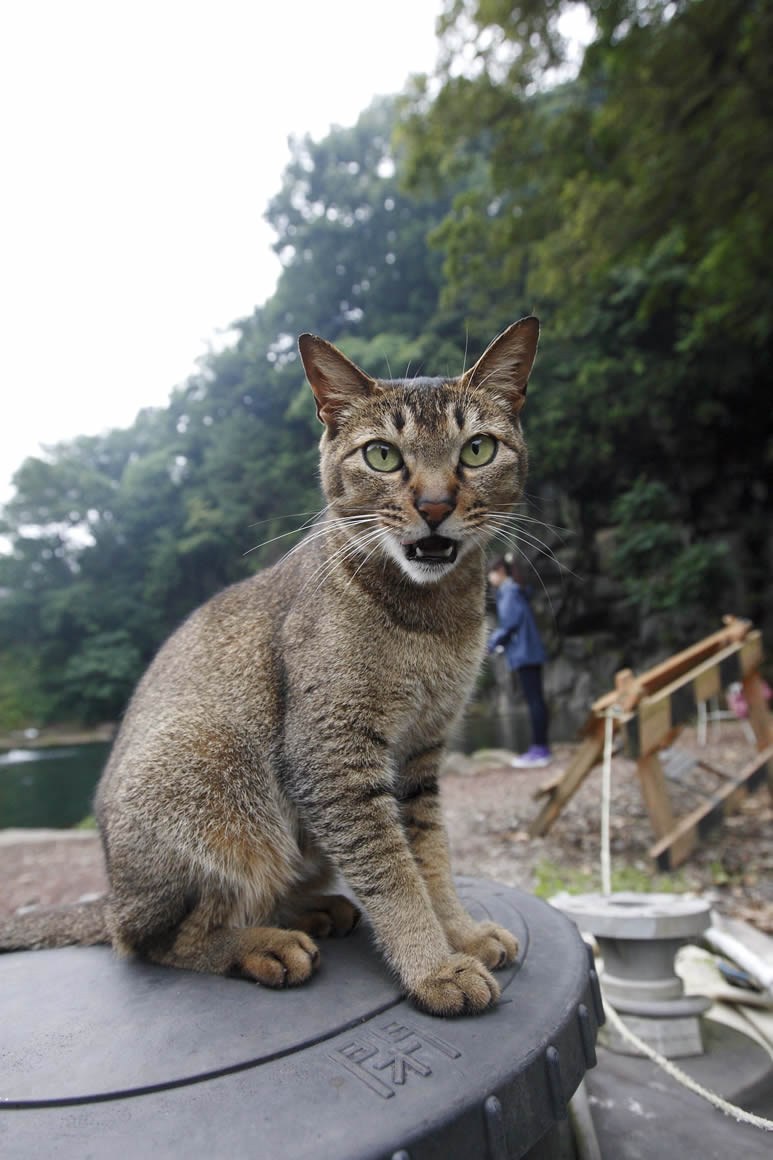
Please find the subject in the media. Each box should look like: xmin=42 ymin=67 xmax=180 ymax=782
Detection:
xmin=532 ymin=771 xmax=563 ymax=800
xmin=743 ymin=670 xmax=773 ymax=750
xmin=637 ymin=640 xmax=743 ymax=715
xmin=630 ymin=639 xmax=753 ymax=757
xmin=693 ymin=663 xmax=721 ymax=704
xmin=528 ymin=720 xmax=606 ymax=837
xmin=637 ymin=697 xmax=674 ymax=758
xmin=592 ymin=618 xmax=751 ymax=714
xmin=740 ymin=630 xmax=763 ymax=676
xmin=636 ymin=753 xmax=676 ymax=838
xmin=649 ymin=744 xmax=773 ymax=870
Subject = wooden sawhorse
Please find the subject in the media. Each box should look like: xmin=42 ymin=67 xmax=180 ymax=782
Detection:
xmin=529 ymin=618 xmax=773 ymax=869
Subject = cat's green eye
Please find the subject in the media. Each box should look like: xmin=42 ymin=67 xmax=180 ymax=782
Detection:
xmin=460 ymin=434 xmax=497 ymax=468
xmin=363 ymin=441 xmax=404 ymax=472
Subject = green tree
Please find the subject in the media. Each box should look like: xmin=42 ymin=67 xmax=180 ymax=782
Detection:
xmin=0 ymin=100 xmax=461 ymax=724
xmin=401 ymin=0 xmax=771 ymax=642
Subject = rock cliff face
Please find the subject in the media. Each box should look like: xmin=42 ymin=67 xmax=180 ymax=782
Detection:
xmin=464 ymin=485 xmax=772 ymax=752
xmin=467 ymin=625 xmax=626 ymax=751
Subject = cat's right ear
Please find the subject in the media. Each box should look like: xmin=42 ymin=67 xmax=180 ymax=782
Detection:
xmin=460 ymin=315 xmax=540 ymax=413
xmin=298 ymin=334 xmax=376 ymax=431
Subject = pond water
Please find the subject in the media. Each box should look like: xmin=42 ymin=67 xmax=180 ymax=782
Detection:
xmin=458 ymin=699 xmax=578 ymax=754
xmin=0 ymin=701 xmax=578 ymax=830
xmin=0 ymin=743 xmax=111 ymax=829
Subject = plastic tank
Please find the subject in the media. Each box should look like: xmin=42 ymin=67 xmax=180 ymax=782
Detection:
xmin=0 ymin=878 xmax=601 ymax=1159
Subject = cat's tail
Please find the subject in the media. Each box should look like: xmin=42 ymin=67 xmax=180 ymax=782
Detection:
xmin=0 ymin=897 xmax=110 ymax=951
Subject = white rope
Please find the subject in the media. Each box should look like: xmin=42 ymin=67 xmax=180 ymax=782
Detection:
xmin=600 ymin=711 xmax=615 ymax=895
xmin=602 ymin=997 xmax=773 ymax=1132
xmin=593 ymin=689 xmax=773 ymax=1133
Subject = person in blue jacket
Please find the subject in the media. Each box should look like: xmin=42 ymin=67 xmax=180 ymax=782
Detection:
xmin=487 ymin=555 xmax=552 ymax=768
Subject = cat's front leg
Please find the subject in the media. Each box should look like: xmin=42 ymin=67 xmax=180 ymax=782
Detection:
xmin=399 ymin=753 xmax=518 ymax=972
xmin=293 ymin=750 xmax=500 ymax=1016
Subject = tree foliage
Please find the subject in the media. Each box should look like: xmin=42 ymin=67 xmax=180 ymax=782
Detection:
xmin=0 ymin=7 xmax=770 ymax=727
xmin=0 ymin=100 xmax=460 ymax=725
xmin=400 ymin=0 xmax=771 ymax=631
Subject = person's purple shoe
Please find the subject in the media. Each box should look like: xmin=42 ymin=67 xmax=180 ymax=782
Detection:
xmin=510 ymin=746 xmax=552 ymax=769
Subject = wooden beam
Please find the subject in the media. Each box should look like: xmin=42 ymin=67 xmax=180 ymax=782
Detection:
xmin=743 ymin=671 xmax=773 ymax=795
xmin=592 ymin=618 xmax=751 ymax=715
xmin=649 ymin=744 xmax=773 ymax=870
xmin=528 ymin=719 xmax=606 ymax=837
xmin=740 ymin=630 xmax=763 ymax=677
xmin=630 ymin=640 xmax=746 ymax=757
xmin=636 ymin=753 xmax=676 ymax=839
xmin=532 ymin=771 xmax=563 ymax=800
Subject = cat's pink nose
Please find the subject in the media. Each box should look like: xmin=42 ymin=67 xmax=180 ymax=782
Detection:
xmin=416 ymin=498 xmax=455 ymax=530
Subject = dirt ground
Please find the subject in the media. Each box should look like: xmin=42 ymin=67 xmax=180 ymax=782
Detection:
xmin=2 ymin=721 xmax=771 ymax=932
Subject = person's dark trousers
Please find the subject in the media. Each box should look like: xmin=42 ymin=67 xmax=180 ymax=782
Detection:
xmin=512 ymin=665 xmax=549 ymax=748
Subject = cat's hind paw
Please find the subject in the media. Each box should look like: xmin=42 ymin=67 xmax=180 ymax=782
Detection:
xmin=292 ymin=894 xmax=361 ymax=939
xmin=449 ymin=921 xmax=519 ymax=971
xmin=238 ymin=928 xmax=321 ymax=988
xmin=410 ymin=953 xmax=500 ymax=1016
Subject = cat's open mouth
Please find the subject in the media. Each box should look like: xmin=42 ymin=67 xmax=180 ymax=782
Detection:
xmin=402 ymin=535 xmax=458 ymax=565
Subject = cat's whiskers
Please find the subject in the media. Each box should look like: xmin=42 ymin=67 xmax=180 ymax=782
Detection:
xmin=459 ymin=507 xmax=567 ymax=563
xmin=345 ymin=528 xmax=390 ymax=589
xmin=485 ymin=515 xmax=559 ymax=555
xmin=243 ymin=508 xmax=329 ymax=556
xmin=303 ymin=534 xmax=375 ymax=593
xmin=277 ymin=513 xmax=381 ymax=557
xmin=246 ymin=506 xmax=330 ymax=531
xmin=484 ymin=514 xmax=577 ymax=577
xmin=485 ymin=527 xmax=570 ymax=581
xmin=304 ymin=523 xmax=388 ymax=593
xmin=270 ymin=517 xmax=382 ymax=577
xmin=486 ymin=505 xmax=569 ymax=537
xmin=485 ymin=527 xmax=557 ymax=617
xmin=243 ymin=503 xmax=390 ymax=561
xmin=307 ymin=533 xmax=386 ymax=597
xmin=464 ymin=525 xmax=556 ymax=618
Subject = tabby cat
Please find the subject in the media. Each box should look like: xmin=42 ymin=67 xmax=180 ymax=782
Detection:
xmin=1 ymin=315 xmax=540 ymax=1016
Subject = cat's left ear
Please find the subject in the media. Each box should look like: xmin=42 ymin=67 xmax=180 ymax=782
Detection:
xmin=298 ymin=334 xmax=376 ymax=431
xmin=460 ymin=316 xmax=540 ymax=412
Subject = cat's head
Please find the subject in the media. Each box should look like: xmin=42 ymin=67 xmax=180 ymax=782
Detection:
xmin=298 ymin=317 xmax=539 ymax=585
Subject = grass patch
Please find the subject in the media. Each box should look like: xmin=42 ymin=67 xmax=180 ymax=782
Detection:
xmin=74 ymin=814 xmax=97 ymax=830
xmin=533 ymin=858 xmax=688 ymax=899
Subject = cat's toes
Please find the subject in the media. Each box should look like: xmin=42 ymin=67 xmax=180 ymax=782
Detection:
xmin=293 ymin=910 xmax=334 ymax=938
xmin=294 ymin=895 xmax=361 ymax=939
xmin=454 ymin=921 xmax=519 ymax=970
xmin=323 ymin=894 xmax=361 ymax=936
xmin=410 ymin=953 xmax=500 ymax=1016
xmin=240 ymin=929 xmax=320 ymax=988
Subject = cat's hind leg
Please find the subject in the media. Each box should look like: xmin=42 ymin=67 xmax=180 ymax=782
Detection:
xmin=278 ymin=847 xmax=361 ymax=938
xmin=286 ymin=894 xmax=361 ymax=939
xmin=101 ymin=720 xmax=327 ymax=986
xmin=107 ymin=862 xmax=323 ymax=988
xmin=145 ymin=896 xmax=321 ymax=987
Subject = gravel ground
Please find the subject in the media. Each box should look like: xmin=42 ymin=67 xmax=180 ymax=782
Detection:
xmin=2 ymin=721 xmax=771 ymax=931
xmin=443 ymin=722 xmax=773 ymax=933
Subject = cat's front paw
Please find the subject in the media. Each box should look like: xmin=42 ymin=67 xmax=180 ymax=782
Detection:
xmin=448 ymin=921 xmax=519 ymax=970
xmin=410 ymin=953 xmax=500 ymax=1016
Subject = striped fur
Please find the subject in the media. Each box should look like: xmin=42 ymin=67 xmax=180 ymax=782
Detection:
xmin=1 ymin=318 xmax=539 ymax=1016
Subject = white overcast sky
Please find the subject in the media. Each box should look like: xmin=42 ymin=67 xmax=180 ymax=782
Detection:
xmin=0 ymin=0 xmax=444 ymax=504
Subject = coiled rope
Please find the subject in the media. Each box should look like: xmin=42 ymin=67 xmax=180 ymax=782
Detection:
xmin=602 ymin=997 xmax=773 ymax=1132
xmin=596 ymin=708 xmax=773 ymax=1132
